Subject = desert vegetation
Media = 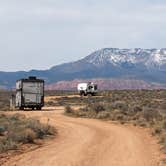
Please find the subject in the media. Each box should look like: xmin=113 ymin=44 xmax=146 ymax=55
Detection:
xmin=63 ymin=90 xmax=166 ymax=157
xmin=45 ymin=90 xmax=74 ymax=97
xmin=0 ymin=113 xmax=55 ymax=153
xmin=0 ymin=113 xmax=56 ymax=166
xmin=0 ymin=90 xmax=13 ymax=111
xmin=1 ymin=89 xmax=165 ymax=163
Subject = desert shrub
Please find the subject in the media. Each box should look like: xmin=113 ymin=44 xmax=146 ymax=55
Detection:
xmin=9 ymin=113 xmax=26 ymax=121
xmin=160 ymin=102 xmax=166 ymax=110
xmin=79 ymin=106 xmax=89 ymax=112
xmin=9 ymin=128 xmax=37 ymax=143
xmin=159 ymin=131 xmax=166 ymax=154
xmin=75 ymin=111 xmax=87 ymax=117
xmin=0 ymin=126 xmax=6 ymax=136
xmin=0 ymin=138 xmax=17 ymax=153
xmin=47 ymin=101 xmax=55 ymax=106
xmin=132 ymin=105 xmax=143 ymax=113
xmin=142 ymin=107 xmax=162 ymax=122
xmin=0 ymin=114 xmax=56 ymax=153
xmin=96 ymin=112 xmax=110 ymax=119
xmin=136 ymin=118 xmax=147 ymax=127
xmin=64 ymin=105 xmax=74 ymax=114
xmin=153 ymin=126 xmax=162 ymax=135
xmin=162 ymin=120 xmax=166 ymax=130
xmin=26 ymin=118 xmax=55 ymax=139
xmin=23 ymin=129 xmax=37 ymax=143
xmin=112 ymin=101 xmax=129 ymax=113
xmin=153 ymin=119 xmax=166 ymax=135
xmin=0 ymin=90 xmax=13 ymax=111
xmin=114 ymin=114 xmax=125 ymax=121
xmin=91 ymin=103 xmax=105 ymax=114
xmin=45 ymin=90 xmax=75 ymax=97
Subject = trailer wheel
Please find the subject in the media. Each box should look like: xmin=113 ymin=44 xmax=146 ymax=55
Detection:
xmin=84 ymin=93 xmax=87 ymax=96
xmin=80 ymin=91 xmax=85 ymax=96
xmin=19 ymin=107 xmax=24 ymax=110
xmin=37 ymin=107 xmax=41 ymax=110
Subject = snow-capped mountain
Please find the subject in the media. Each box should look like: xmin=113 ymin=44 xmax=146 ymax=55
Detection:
xmin=83 ymin=48 xmax=166 ymax=71
xmin=0 ymin=48 xmax=166 ymax=89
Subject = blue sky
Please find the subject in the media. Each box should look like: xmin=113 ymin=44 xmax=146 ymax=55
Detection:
xmin=0 ymin=0 xmax=166 ymax=71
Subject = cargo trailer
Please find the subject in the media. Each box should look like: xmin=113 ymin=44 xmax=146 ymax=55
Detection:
xmin=16 ymin=76 xmax=44 ymax=110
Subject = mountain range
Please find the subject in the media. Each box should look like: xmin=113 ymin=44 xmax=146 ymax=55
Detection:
xmin=1 ymin=48 xmax=166 ymax=89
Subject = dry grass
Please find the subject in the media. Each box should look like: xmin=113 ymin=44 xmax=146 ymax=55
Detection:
xmin=0 ymin=90 xmax=13 ymax=111
xmin=0 ymin=113 xmax=56 ymax=153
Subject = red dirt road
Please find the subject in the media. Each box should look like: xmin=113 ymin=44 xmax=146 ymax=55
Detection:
xmin=4 ymin=107 xmax=164 ymax=166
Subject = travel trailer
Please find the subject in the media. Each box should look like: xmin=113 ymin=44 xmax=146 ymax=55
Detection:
xmin=77 ymin=82 xmax=98 ymax=96
xmin=16 ymin=76 xmax=44 ymax=110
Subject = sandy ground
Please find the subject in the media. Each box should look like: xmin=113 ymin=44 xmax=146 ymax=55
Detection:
xmin=45 ymin=95 xmax=80 ymax=102
xmin=4 ymin=106 xmax=164 ymax=166
xmin=45 ymin=95 xmax=104 ymax=102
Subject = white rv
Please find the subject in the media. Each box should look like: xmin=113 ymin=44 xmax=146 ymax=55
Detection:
xmin=77 ymin=82 xmax=98 ymax=96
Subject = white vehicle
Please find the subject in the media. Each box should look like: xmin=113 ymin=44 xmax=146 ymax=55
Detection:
xmin=77 ymin=82 xmax=98 ymax=96
xmin=16 ymin=76 xmax=44 ymax=110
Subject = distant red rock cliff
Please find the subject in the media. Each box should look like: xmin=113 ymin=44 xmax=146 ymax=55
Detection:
xmin=46 ymin=78 xmax=166 ymax=90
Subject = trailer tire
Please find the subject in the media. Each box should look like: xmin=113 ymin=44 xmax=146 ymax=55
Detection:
xmin=80 ymin=91 xmax=85 ymax=96
xmin=84 ymin=93 xmax=87 ymax=96
xmin=37 ymin=107 xmax=41 ymax=110
xmin=19 ymin=107 xmax=24 ymax=110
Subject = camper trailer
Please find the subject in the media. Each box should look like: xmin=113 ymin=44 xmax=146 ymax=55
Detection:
xmin=16 ymin=76 xmax=44 ymax=110
xmin=77 ymin=82 xmax=98 ymax=96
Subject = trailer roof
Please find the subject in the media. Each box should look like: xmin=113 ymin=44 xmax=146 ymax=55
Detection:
xmin=16 ymin=77 xmax=44 ymax=83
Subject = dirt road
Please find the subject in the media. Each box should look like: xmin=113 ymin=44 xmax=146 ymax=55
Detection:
xmin=4 ymin=107 xmax=163 ymax=166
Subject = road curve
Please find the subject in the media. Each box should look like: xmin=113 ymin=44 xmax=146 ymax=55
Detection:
xmin=4 ymin=107 xmax=163 ymax=166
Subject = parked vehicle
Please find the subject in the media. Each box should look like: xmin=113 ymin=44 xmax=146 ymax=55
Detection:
xmin=16 ymin=76 xmax=44 ymax=110
xmin=77 ymin=82 xmax=98 ymax=96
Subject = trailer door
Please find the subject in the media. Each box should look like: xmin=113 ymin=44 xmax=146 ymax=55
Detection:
xmin=23 ymin=82 xmax=43 ymax=103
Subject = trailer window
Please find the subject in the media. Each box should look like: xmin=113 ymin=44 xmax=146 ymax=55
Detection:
xmin=88 ymin=86 xmax=93 ymax=90
xmin=94 ymin=85 xmax=97 ymax=90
